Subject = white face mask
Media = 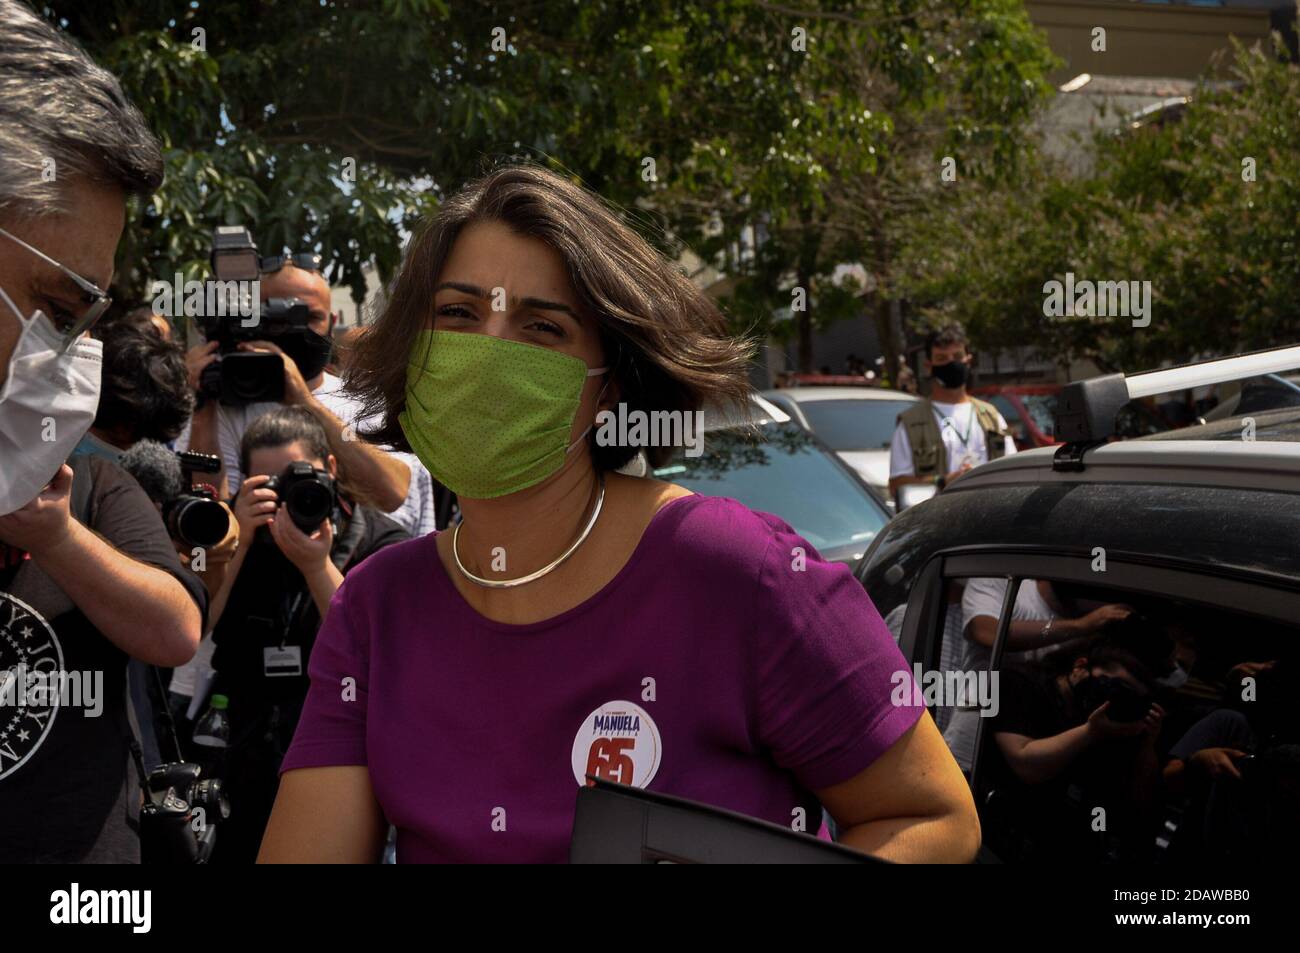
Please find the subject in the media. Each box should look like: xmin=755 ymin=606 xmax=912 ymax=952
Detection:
xmin=0 ymin=286 xmax=102 ymax=516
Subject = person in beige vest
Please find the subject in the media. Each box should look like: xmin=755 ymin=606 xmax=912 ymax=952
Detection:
xmin=888 ymin=323 xmax=1016 ymax=504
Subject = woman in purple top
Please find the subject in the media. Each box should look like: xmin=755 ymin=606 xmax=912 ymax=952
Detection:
xmin=258 ymin=164 xmax=979 ymax=863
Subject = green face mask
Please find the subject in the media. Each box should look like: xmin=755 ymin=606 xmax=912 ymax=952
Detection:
xmin=399 ymin=330 xmax=608 ymax=499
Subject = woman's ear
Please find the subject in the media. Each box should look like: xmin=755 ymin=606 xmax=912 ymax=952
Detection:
xmin=327 ymin=453 xmax=338 ymax=478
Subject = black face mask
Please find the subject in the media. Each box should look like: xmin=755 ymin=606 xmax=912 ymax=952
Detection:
xmin=931 ymin=360 xmax=970 ymax=389
xmin=279 ymin=328 xmax=333 ymax=381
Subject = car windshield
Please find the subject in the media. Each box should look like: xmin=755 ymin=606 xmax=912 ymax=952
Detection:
xmin=651 ymin=422 xmax=887 ymax=555
xmin=795 ymin=398 xmax=915 ymax=451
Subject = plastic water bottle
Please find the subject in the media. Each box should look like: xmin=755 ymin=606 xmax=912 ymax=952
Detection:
xmin=192 ymin=694 xmax=230 ymax=750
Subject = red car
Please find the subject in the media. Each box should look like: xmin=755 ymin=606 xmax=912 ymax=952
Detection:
xmin=970 ymin=385 xmax=1062 ymax=450
xmin=972 ymin=384 xmax=1177 ymax=449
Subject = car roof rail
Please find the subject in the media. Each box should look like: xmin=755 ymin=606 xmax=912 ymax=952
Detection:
xmin=1052 ymin=342 xmax=1300 ymax=471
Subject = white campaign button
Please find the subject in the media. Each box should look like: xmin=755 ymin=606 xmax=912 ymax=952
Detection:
xmin=571 ymin=699 xmax=661 ymax=788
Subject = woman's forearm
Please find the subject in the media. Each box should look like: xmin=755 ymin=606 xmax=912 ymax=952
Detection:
xmin=303 ymin=562 xmax=345 ymax=617
xmin=1004 ymin=724 xmax=1094 ymax=784
xmin=205 ymin=541 xmax=249 ymax=634
xmin=839 ymin=809 xmax=981 ymax=863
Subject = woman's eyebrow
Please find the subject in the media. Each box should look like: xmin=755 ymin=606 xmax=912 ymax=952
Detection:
xmin=434 ymin=281 xmax=581 ymax=323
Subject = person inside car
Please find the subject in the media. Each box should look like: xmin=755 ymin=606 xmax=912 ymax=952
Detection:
xmin=984 ymin=641 xmax=1165 ymax=862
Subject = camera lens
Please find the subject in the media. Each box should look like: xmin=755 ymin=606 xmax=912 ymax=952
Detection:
xmin=286 ymin=480 xmax=333 ymax=531
xmin=166 ymin=497 xmax=231 ymax=548
xmin=190 ymin=778 xmax=231 ymax=822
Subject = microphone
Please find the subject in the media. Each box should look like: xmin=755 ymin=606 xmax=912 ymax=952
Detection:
xmin=119 ymin=439 xmax=185 ymax=505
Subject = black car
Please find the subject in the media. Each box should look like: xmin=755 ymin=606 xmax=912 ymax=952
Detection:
xmin=857 ymin=356 xmax=1300 ymax=864
xmin=651 ymin=397 xmax=890 ymax=568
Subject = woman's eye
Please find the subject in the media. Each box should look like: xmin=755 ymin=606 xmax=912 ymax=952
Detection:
xmin=436 ymin=304 xmax=476 ymax=320
xmin=528 ymin=318 xmax=563 ymax=337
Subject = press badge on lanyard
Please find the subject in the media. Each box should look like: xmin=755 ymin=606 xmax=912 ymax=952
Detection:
xmin=263 ymin=644 xmax=303 ymax=678
xmin=262 ymin=592 xmax=306 ymax=677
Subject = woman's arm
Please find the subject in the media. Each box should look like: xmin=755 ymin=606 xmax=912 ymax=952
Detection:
xmin=815 ymin=712 xmax=981 ymax=863
xmin=204 ymin=538 xmax=249 ymax=634
xmin=258 ymin=766 xmax=387 ymax=863
xmin=995 ymin=725 xmax=1094 ymax=785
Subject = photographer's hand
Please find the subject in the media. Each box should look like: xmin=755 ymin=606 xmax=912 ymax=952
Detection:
xmin=1085 ymin=701 xmax=1148 ymax=741
xmin=270 ymin=511 xmax=342 ymax=616
xmin=238 ymin=339 xmax=314 ymax=405
xmin=233 ymin=474 xmax=277 ymax=540
xmin=186 ymin=340 xmax=220 ymax=392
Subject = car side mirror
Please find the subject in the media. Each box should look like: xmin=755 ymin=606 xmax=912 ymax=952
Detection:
xmin=896 ymin=482 xmax=938 ymax=511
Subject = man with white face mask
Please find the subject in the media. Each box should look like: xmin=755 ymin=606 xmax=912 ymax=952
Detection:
xmin=0 ymin=0 xmax=205 ymax=863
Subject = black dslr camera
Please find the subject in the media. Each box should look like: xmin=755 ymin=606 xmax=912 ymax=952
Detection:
xmin=162 ymin=450 xmax=231 ymax=548
xmin=264 ymin=461 xmax=337 ymax=533
xmin=139 ymin=761 xmax=230 ymax=864
xmin=1092 ymin=676 xmax=1151 ymax=723
xmin=194 ymin=226 xmax=318 ymax=406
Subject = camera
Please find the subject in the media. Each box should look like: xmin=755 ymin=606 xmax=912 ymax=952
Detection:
xmin=1092 ymin=676 xmax=1151 ymax=723
xmin=194 ymin=226 xmax=323 ymax=406
xmin=139 ymin=761 xmax=230 ymax=864
xmin=163 ymin=451 xmax=231 ymax=548
xmin=263 ymin=461 xmax=337 ymax=534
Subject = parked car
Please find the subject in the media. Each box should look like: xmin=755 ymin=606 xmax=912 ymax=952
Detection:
xmin=1198 ymin=373 xmax=1300 ymax=423
xmin=970 ymin=385 xmax=1061 ymax=449
xmin=858 ymin=347 xmax=1300 ymax=864
xmin=650 ymin=395 xmax=891 ymax=568
xmin=761 ymin=386 xmax=919 ymax=500
xmin=775 ymin=373 xmax=878 ymax=387
xmin=973 ymin=383 xmax=1179 ymax=448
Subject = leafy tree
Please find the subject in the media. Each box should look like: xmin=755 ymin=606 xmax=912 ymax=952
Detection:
xmin=43 ymin=0 xmax=1052 ymax=377
xmin=902 ymin=40 xmax=1300 ymax=374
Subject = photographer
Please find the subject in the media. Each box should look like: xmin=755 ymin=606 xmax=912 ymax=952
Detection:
xmin=985 ymin=642 xmax=1165 ymax=861
xmin=205 ymin=406 xmax=407 ymax=863
xmin=65 ymin=313 xmax=235 ymax=771
xmin=0 ymin=0 xmax=204 ymax=862
xmin=181 ymin=256 xmax=437 ymax=537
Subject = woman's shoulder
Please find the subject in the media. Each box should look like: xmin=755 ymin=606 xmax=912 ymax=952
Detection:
xmin=636 ymin=482 xmax=801 ymax=577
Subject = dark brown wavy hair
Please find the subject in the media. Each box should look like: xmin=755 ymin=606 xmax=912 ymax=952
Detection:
xmin=346 ymin=163 xmax=755 ymax=470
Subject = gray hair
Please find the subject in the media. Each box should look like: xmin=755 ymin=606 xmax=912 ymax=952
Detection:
xmin=0 ymin=0 xmax=163 ymax=220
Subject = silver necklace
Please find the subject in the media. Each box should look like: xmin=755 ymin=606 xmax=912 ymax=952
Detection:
xmin=452 ymin=474 xmax=606 ymax=588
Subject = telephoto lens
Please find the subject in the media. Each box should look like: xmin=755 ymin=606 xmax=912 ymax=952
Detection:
xmin=163 ymin=493 xmax=231 ymax=548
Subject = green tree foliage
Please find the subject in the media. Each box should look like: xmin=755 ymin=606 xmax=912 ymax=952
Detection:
xmin=902 ymin=42 xmax=1300 ymax=372
xmin=42 ymin=0 xmax=1051 ymax=366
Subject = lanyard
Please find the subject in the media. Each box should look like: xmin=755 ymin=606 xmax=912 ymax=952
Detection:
xmin=933 ymin=406 xmax=975 ymax=449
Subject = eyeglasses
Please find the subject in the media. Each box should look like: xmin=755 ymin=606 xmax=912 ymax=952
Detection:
xmin=0 ymin=226 xmax=112 ymax=351
xmin=260 ymin=252 xmax=323 ymax=275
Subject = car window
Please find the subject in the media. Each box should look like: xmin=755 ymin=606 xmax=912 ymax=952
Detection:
xmin=1020 ymin=394 xmax=1058 ymax=439
xmin=910 ymin=567 xmax=1300 ymax=865
xmin=795 ymin=399 xmax=915 ymax=451
xmin=1114 ymin=401 xmax=1167 ymax=438
xmin=651 ymin=422 xmax=887 ymax=561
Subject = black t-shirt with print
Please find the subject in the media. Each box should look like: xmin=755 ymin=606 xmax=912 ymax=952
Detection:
xmin=0 ymin=455 xmax=208 ymax=863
